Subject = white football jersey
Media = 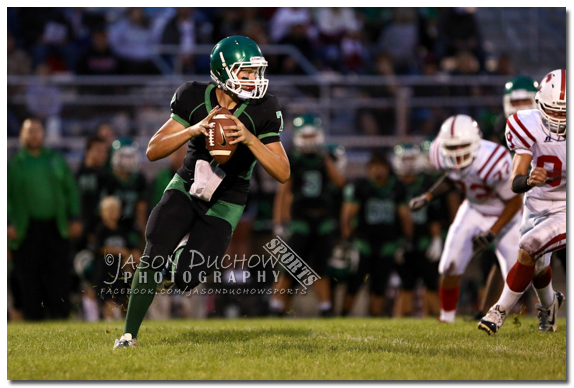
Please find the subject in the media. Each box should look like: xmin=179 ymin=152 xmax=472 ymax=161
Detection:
xmin=430 ymin=139 xmax=515 ymax=216
xmin=505 ymin=109 xmax=566 ymax=202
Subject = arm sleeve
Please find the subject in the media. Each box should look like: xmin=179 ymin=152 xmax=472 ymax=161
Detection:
xmin=169 ymin=82 xmax=195 ymax=128
xmin=505 ymin=112 xmax=536 ymax=155
xmin=256 ymin=96 xmax=283 ymax=145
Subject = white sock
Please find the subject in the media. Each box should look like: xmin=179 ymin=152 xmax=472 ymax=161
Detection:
xmin=82 ymin=295 xmax=99 ymax=322
xmin=496 ymin=283 xmax=526 ymax=311
xmin=269 ymin=299 xmax=284 ymax=311
xmin=440 ymin=309 xmax=456 ymax=323
xmin=318 ymin=301 xmax=332 ymax=311
xmin=534 ymin=282 xmax=555 ymax=308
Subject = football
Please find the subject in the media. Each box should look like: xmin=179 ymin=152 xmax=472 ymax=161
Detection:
xmin=206 ymin=107 xmax=237 ymax=165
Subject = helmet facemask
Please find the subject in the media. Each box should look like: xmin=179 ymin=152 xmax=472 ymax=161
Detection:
xmin=503 ymin=91 xmax=537 ymax=118
xmin=293 ymin=126 xmax=325 ymax=154
xmin=211 ymin=52 xmax=269 ymax=100
xmin=537 ymin=100 xmax=566 ymax=137
xmin=392 ymin=145 xmax=424 ymax=176
xmin=535 ymin=69 xmax=567 ymax=137
xmin=440 ymin=140 xmax=480 ymax=170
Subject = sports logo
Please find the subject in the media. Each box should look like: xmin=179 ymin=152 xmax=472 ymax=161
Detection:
xmin=218 ymin=124 xmax=227 ymax=146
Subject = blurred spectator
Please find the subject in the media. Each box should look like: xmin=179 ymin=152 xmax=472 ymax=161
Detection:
xmin=436 ymin=7 xmax=486 ymax=70
xmin=7 ymin=32 xmax=31 ymax=76
xmin=25 ymin=63 xmax=64 ymax=146
xmin=378 ymin=8 xmax=419 ymax=75
xmin=8 ymin=118 xmax=82 ymax=320
xmin=278 ymin=22 xmax=317 ymax=75
xmin=212 ymin=8 xmax=243 ymax=42
xmin=76 ymin=28 xmax=121 ymax=76
xmin=491 ymin=53 xmax=516 ymax=77
xmin=341 ymin=31 xmax=368 ymax=74
xmin=96 ymin=122 xmax=117 ymax=148
xmin=17 ymin=7 xmax=78 ymax=71
xmin=448 ymin=50 xmax=483 ymax=117
xmin=314 ymin=7 xmax=361 ymax=71
xmin=356 ymin=8 xmax=393 ymax=45
xmin=270 ymin=7 xmax=312 ymax=43
xmin=410 ymin=53 xmax=450 ymax=135
xmin=417 ymin=7 xmax=439 ymax=57
xmin=108 ymin=7 xmax=160 ymax=74
xmin=160 ymin=7 xmax=196 ymax=73
xmin=25 ymin=63 xmax=62 ymax=120
xmin=76 ymin=135 xmax=109 ymax=250
xmin=356 ymin=52 xmax=399 ymax=135
xmin=314 ymin=7 xmax=361 ymax=42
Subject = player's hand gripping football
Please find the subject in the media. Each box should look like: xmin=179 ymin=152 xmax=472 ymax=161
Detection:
xmin=188 ymin=106 xmax=218 ymax=139
xmin=225 ymin=115 xmax=256 ymax=146
xmin=527 ymin=167 xmax=548 ymax=187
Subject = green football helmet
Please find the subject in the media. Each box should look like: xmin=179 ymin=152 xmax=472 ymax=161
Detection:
xmin=111 ymin=137 xmax=140 ymax=174
xmin=210 ymin=35 xmax=269 ymax=100
xmin=392 ymin=144 xmax=426 ymax=176
xmin=503 ymin=76 xmax=538 ymax=118
xmin=293 ymin=114 xmax=325 ymax=153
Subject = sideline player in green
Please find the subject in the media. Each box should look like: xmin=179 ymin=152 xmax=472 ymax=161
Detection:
xmin=114 ymin=36 xmax=290 ymax=348
xmin=270 ymin=114 xmax=345 ymax=316
xmin=392 ymin=144 xmax=444 ymax=317
xmin=340 ymin=152 xmax=414 ymax=317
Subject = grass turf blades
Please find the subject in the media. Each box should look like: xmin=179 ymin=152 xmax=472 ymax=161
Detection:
xmin=8 ymin=317 xmax=566 ymax=380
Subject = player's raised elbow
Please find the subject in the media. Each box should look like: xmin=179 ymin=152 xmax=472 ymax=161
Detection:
xmin=276 ymin=169 xmax=290 ymax=184
xmin=146 ymin=145 xmax=159 ymax=162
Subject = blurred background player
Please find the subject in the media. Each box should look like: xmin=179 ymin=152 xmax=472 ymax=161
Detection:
xmin=392 ymin=144 xmax=443 ymax=317
xmin=340 ymin=152 xmax=413 ymax=317
xmin=491 ymin=76 xmax=539 ymax=144
xmin=76 ymin=135 xmax=109 ymax=251
xmin=410 ymin=114 xmax=523 ymax=323
xmin=94 ymin=196 xmax=138 ymax=320
xmin=479 ymin=69 xmax=566 ymax=335
xmin=270 ymin=114 xmax=345 ymax=317
xmin=102 ymin=139 xmax=147 ymax=249
xmin=8 ymin=118 xmax=82 ymax=320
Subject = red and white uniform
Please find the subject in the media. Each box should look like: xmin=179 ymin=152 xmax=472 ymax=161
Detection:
xmin=505 ymin=109 xmax=566 ymax=259
xmin=429 ymin=139 xmax=521 ymax=276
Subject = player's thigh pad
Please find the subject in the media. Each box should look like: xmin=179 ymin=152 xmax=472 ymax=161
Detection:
xmin=519 ymin=205 xmax=566 ymax=259
xmin=439 ymin=201 xmax=484 ymax=276
xmin=142 ymin=190 xmax=196 ymax=271
xmin=174 ymin=212 xmax=233 ymax=291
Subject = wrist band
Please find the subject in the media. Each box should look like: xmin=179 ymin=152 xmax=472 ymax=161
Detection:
xmin=511 ymin=174 xmax=532 ymax=193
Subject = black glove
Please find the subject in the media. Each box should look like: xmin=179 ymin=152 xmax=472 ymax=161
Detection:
xmin=409 ymin=194 xmax=430 ymax=211
xmin=472 ymin=230 xmax=495 ymax=256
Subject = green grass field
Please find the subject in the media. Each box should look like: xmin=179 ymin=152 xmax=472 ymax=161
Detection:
xmin=7 ymin=317 xmax=566 ymax=380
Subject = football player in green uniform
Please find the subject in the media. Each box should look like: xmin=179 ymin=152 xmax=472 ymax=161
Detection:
xmin=270 ymin=114 xmax=345 ymax=316
xmin=102 ymin=140 xmax=147 ymax=249
xmin=340 ymin=152 xmax=414 ymax=317
xmin=114 ymin=36 xmax=290 ymax=348
xmin=392 ymin=144 xmax=445 ymax=317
